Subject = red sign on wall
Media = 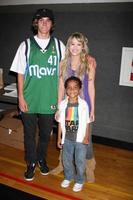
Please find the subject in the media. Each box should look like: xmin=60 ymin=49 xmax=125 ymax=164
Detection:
xmin=130 ymin=59 xmax=133 ymax=81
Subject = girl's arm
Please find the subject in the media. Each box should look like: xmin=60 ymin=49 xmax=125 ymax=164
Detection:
xmin=58 ymin=61 xmax=65 ymax=106
xmin=87 ymin=55 xmax=96 ymax=122
xmin=55 ymin=62 xmax=65 ymax=121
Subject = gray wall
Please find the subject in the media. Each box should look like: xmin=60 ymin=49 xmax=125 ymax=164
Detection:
xmin=0 ymin=3 xmax=133 ymax=143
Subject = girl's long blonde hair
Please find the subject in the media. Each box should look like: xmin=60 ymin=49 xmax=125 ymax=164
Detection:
xmin=62 ymin=32 xmax=89 ymax=79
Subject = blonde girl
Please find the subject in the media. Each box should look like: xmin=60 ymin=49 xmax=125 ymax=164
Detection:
xmin=51 ymin=32 xmax=96 ymax=182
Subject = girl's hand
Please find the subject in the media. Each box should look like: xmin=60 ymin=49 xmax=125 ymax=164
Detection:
xmin=90 ymin=110 xmax=95 ymax=122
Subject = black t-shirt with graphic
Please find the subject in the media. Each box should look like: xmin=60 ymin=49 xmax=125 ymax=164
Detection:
xmin=65 ymin=102 xmax=79 ymax=141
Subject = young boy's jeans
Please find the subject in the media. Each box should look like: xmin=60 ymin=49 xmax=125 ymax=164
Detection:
xmin=62 ymin=139 xmax=87 ymax=184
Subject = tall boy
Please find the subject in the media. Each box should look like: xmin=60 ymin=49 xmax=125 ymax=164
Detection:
xmin=10 ymin=8 xmax=65 ymax=181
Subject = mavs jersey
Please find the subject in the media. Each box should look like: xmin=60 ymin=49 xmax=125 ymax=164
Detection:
xmin=24 ymin=37 xmax=61 ymax=114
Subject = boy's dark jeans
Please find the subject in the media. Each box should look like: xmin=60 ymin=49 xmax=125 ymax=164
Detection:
xmin=21 ymin=112 xmax=54 ymax=164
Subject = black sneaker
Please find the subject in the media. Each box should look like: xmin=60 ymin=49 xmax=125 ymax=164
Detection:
xmin=24 ymin=163 xmax=36 ymax=181
xmin=38 ymin=160 xmax=49 ymax=175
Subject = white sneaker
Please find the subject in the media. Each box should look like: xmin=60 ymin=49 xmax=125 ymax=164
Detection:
xmin=61 ymin=180 xmax=71 ymax=188
xmin=73 ymin=183 xmax=83 ymax=192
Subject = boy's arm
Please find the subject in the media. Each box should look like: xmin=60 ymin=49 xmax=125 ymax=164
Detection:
xmin=18 ymin=73 xmax=28 ymax=112
xmin=57 ymin=123 xmax=63 ymax=149
xmin=82 ymin=123 xmax=90 ymax=144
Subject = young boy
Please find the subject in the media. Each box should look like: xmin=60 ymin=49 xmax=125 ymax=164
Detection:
xmin=57 ymin=76 xmax=90 ymax=192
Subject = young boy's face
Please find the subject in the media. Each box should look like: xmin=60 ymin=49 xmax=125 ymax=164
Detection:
xmin=66 ymin=80 xmax=80 ymax=99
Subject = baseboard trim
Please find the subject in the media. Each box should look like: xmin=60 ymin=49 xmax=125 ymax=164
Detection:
xmin=53 ymin=125 xmax=133 ymax=151
xmin=92 ymin=135 xmax=133 ymax=151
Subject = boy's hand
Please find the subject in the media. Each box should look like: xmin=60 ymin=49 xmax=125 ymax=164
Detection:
xmin=82 ymin=136 xmax=89 ymax=145
xmin=19 ymin=97 xmax=28 ymax=112
xmin=57 ymin=138 xmax=63 ymax=149
xmin=55 ymin=110 xmax=60 ymax=121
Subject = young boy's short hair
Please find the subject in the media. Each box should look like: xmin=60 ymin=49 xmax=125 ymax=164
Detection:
xmin=64 ymin=76 xmax=82 ymax=89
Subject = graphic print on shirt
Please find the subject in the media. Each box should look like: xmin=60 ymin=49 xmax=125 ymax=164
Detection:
xmin=28 ymin=48 xmax=58 ymax=78
xmin=25 ymin=37 xmax=61 ymax=79
xmin=65 ymin=105 xmax=79 ymax=134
